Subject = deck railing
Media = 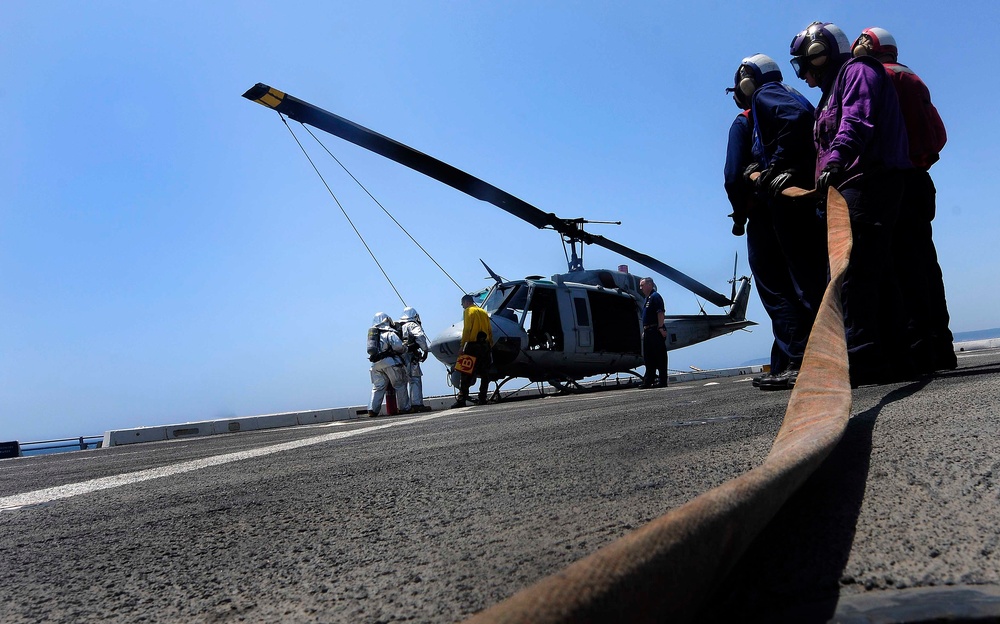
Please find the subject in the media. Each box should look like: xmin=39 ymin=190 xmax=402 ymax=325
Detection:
xmin=2 ymin=436 xmax=104 ymax=458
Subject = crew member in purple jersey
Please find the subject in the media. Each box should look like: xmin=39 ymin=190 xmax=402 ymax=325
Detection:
xmin=789 ymin=21 xmax=912 ymax=386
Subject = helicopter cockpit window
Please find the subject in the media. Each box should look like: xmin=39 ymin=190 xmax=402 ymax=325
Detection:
xmin=485 ymin=283 xmax=528 ymax=324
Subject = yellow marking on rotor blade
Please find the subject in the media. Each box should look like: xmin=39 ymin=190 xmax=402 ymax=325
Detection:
xmin=257 ymin=88 xmax=285 ymax=109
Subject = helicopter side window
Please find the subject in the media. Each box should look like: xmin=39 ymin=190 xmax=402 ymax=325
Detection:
xmin=587 ymin=291 xmax=641 ymax=354
xmin=573 ymin=297 xmax=590 ymax=326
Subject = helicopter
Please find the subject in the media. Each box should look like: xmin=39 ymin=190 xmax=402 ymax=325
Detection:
xmin=243 ymin=83 xmax=755 ymax=394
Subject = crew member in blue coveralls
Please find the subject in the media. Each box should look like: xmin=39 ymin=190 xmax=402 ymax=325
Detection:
xmin=852 ymin=27 xmax=956 ymax=375
xmin=725 ymin=53 xmax=824 ymax=391
xmin=789 ymin=22 xmax=911 ymax=387
xmin=638 ymin=277 xmax=668 ymax=388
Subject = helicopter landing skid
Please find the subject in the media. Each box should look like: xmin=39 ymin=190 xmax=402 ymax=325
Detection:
xmin=547 ymin=378 xmax=586 ymax=394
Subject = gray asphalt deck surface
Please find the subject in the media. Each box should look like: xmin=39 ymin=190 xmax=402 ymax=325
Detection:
xmin=1 ymin=348 xmax=998 ymax=623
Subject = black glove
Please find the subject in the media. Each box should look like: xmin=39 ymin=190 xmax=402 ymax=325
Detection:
xmin=755 ymin=168 xmax=791 ymax=196
xmin=760 ymin=169 xmax=795 ymax=198
xmin=742 ymin=162 xmax=762 ymax=185
xmin=817 ymin=163 xmax=843 ymax=193
xmin=407 ymin=341 xmax=421 ymax=354
xmin=728 ymin=212 xmax=746 ymax=236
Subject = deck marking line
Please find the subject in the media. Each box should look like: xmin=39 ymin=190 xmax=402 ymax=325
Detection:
xmin=0 ymin=412 xmax=446 ymax=512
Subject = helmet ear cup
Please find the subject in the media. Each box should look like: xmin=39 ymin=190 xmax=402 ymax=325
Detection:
xmin=738 ymin=76 xmax=756 ymax=97
xmin=807 ymin=40 xmax=828 ymax=66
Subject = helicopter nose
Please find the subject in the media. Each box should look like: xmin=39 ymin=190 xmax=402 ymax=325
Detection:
xmin=429 ymin=323 xmax=464 ymax=367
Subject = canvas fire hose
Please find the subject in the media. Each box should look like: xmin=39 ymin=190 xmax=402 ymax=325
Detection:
xmin=465 ymin=185 xmax=853 ymax=623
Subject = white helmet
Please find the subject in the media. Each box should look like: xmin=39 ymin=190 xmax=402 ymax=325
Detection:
xmin=853 ymin=27 xmax=898 ymax=59
xmin=399 ymin=306 xmax=420 ymax=323
xmin=729 ymin=53 xmax=783 ymax=108
xmin=372 ymin=312 xmax=393 ymax=328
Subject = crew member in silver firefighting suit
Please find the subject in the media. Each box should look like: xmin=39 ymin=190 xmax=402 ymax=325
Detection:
xmin=398 ymin=306 xmax=432 ymax=412
xmin=367 ymin=312 xmax=411 ymax=417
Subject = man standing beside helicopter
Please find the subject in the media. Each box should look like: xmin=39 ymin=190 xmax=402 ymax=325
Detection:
xmin=452 ymin=294 xmax=493 ymax=408
xmin=639 ymin=277 xmax=669 ymax=388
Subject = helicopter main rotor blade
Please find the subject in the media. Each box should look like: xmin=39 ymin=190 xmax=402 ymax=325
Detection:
xmin=588 ymin=235 xmax=734 ymax=308
xmin=243 ymin=83 xmax=733 ymax=307
xmin=242 ymin=83 xmax=562 ymax=231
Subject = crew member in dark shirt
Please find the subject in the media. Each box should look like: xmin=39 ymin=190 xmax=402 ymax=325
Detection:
xmin=639 ymin=277 xmax=668 ymax=388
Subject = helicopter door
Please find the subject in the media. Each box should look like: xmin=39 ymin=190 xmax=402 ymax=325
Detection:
xmin=524 ymin=285 xmax=563 ymax=352
xmin=586 ymin=290 xmax=642 ymax=355
xmin=571 ymin=293 xmax=593 ymax=353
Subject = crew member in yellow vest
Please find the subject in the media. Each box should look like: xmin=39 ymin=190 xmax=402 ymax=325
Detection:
xmin=452 ymin=294 xmax=493 ymax=408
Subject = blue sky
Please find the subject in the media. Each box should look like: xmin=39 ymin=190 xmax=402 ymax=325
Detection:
xmin=3 ymin=1 xmax=999 ymax=442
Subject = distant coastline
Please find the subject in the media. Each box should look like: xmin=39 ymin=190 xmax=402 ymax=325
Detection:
xmin=953 ymin=327 xmax=1000 ymax=342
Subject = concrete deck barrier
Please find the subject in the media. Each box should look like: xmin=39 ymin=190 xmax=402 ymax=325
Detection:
xmin=103 ymin=426 xmax=169 ymax=447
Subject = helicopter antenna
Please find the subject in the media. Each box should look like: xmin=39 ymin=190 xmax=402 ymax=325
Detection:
xmin=481 ymin=260 xmax=506 ymax=285
xmin=729 ymin=252 xmax=739 ymax=303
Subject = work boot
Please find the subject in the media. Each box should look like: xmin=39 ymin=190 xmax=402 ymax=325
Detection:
xmin=912 ymin=343 xmax=958 ymax=374
xmin=759 ymin=368 xmax=798 ymax=391
xmin=367 ymin=410 xmax=379 ymax=418
xmin=450 ymin=399 xmax=467 ymax=409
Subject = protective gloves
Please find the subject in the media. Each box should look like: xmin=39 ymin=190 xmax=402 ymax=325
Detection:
xmin=817 ymin=162 xmax=843 ymax=193
xmin=728 ymin=212 xmax=746 ymax=236
xmin=742 ymin=162 xmax=761 ymax=185
xmin=756 ymin=167 xmax=797 ymax=198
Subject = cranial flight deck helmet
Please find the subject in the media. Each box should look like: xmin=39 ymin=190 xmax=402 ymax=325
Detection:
xmin=789 ymin=22 xmax=852 ymax=80
xmin=399 ymin=306 xmax=420 ymax=323
xmin=728 ymin=53 xmax=783 ymax=109
xmin=853 ymin=27 xmax=898 ymax=59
